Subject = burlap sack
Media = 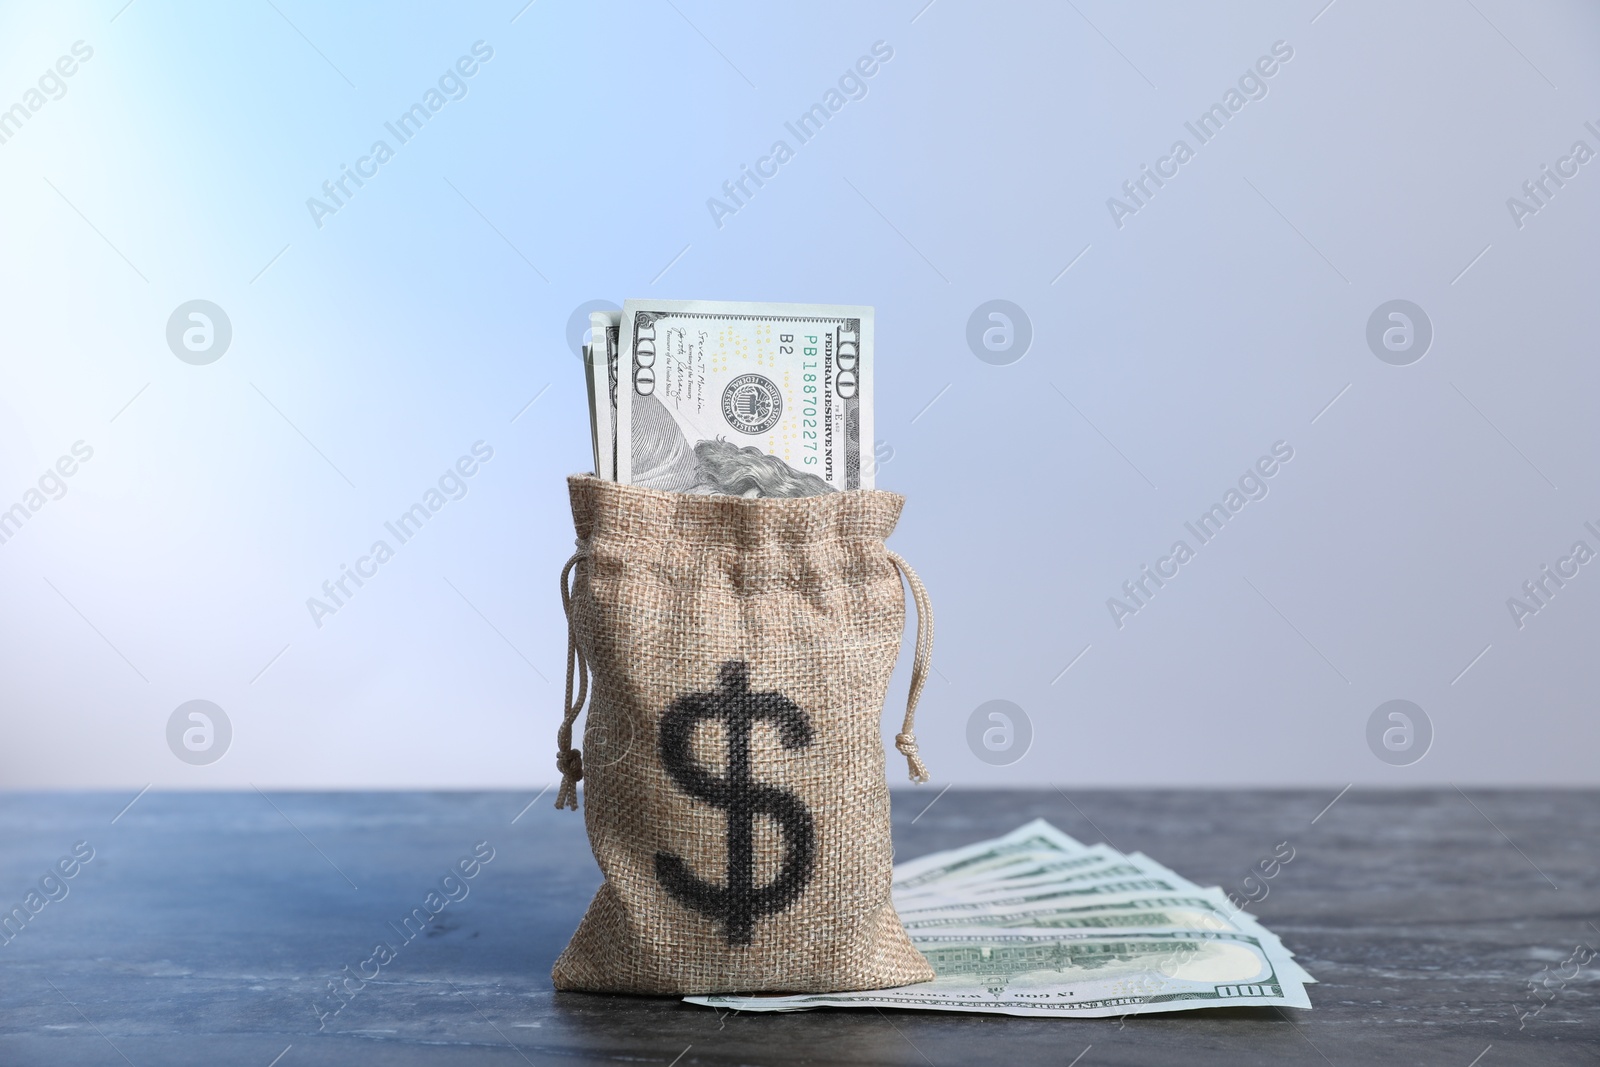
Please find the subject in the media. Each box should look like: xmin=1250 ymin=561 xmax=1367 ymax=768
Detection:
xmin=551 ymin=474 xmax=936 ymax=994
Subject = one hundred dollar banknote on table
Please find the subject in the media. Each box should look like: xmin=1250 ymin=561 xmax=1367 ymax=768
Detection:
xmin=692 ymin=928 xmax=1308 ymax=1018
xmin=611 ymin=300 xmax=873 ymax=496
xmin=687 ymin=819 xmax=1313 ymax=1018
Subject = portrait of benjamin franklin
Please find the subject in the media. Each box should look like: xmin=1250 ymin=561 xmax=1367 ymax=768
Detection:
xmin=632 ymin=392 xmax=834 ymax=498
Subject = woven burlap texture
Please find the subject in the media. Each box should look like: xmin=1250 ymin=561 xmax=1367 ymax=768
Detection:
xmin=551 ymin=474 xmax=936 ymax=995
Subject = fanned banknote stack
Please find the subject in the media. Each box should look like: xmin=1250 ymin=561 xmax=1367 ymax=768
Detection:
xmin=583 ymin=300 xmax=873 ymax=496
xmin=688 ymin=819 xmax=1314 ymax=1018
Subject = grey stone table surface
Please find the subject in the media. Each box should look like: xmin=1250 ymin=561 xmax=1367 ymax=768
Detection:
xmin=0 ymin=788 xmax=1596 ymax=1066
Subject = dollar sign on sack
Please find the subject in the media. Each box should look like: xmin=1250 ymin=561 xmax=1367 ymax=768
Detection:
xmin=654 ymin=660 xmax=817 ymax=945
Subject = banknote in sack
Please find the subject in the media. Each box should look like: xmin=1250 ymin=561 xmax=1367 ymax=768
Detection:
xmin=584 ymin=300 xmax=874 ymax=496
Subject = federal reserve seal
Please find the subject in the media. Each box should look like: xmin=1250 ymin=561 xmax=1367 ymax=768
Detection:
xmin=721 ymin=373 xmax=783 ymax=434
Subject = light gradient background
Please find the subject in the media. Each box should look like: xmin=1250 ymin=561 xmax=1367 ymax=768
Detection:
xmin=1 ymin=0 xmax=1595 ymax=789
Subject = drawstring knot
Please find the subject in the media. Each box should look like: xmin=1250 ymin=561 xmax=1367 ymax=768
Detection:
xmin=555 ymin=748 xmax=583 ymax=791
xmin=894 ymin=732 xmax=929 ymax=784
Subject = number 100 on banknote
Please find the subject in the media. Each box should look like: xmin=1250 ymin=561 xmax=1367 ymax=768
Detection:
xmin=617 ymin=300 xmax=875 ymax=496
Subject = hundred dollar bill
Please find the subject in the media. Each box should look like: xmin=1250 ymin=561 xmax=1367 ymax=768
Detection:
xmin=897 ymin=861 xmax=1158 ymax=912
xmin=893 ymin=849 xmax=1123 ymax=909
xmin=895 ymin=850 xmax=1113 ymax=899
xmin=687 ymin=928 xmax=1310 ymax=1018
xmin=615 ymin=299 xmax=873 ymax=495
xmin=894 ymin=835 xmax=1316 ymax=989
xmin=891 ymin=818 xmax=1091 ymax=893
xmin=900 ymin=844 xmax=1126 ymax=898
xmin=897 ymin=887 xmax=1317 ymax=986
xmin=1106 ymin=853 xmax=1315 ymax=984
xmin=898 ymin=875 xmax=1191 ymax=914
xmin=902 ymin=890 xmax=1259 ymax=933
xmin=585 ymin=310 xmax=619 ymax=480
xmin=909 ymin=847 xmax=1209 ymax=904
xmin=897 ymin=857 xmax=1207 ymax=914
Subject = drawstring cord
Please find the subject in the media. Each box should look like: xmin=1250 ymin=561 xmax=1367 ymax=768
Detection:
xmin=887 ymin=551 xmax=933 ymax=784
xmin=555 ymin=544 xmax=931 ymax=798
xmin=555 ymin=548 xmax=588 ymax=810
